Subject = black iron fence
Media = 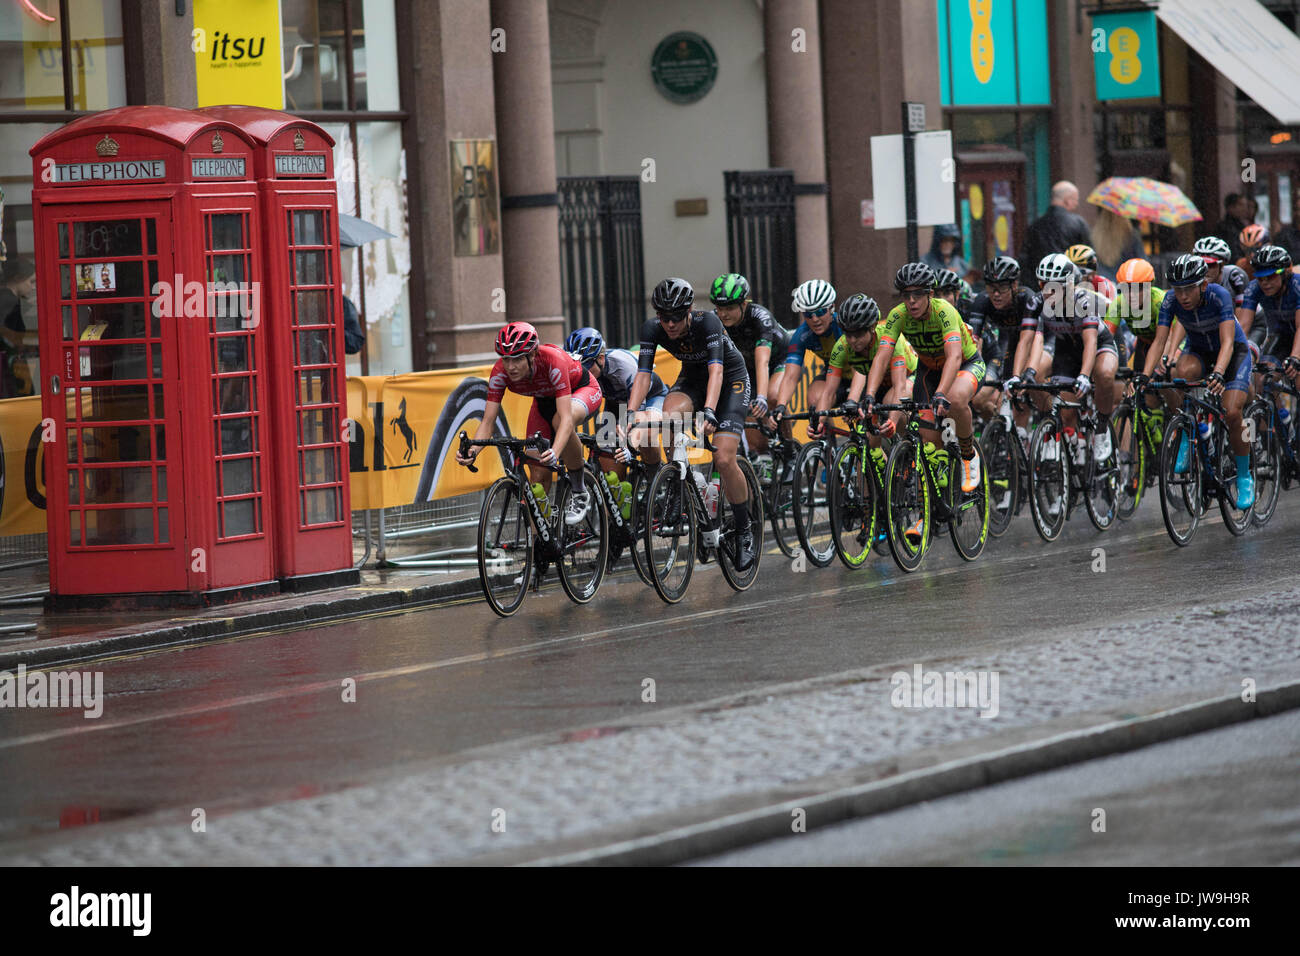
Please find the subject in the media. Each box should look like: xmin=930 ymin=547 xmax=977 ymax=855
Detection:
xmin=724 ymin=169 xmax=798 ymax=328
xmin=557 ymin=176 xmax=646 ymax=347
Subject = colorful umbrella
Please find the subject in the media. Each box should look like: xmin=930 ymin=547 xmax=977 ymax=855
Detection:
xmin=1086 ymin=177 xmax=1201 ymax=227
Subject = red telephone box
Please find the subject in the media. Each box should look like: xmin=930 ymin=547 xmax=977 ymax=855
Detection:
xmin=198 ymin=106 xmax=353 ymax=589
xmin=31 ymin=106 xmax=277 ymax=605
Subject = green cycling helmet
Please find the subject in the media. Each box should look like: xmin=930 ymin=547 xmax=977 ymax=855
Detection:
xmin=709 ymin=273 xmax=751 ymax=306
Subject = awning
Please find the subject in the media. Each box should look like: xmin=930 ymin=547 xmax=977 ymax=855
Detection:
xmin=1158 ymin=0 xmax=1300 ymax=125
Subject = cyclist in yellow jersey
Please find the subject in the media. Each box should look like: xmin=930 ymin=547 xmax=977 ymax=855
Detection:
xmin=861 ymin=262 xmax=985 ymax=493
xmin=812 ymin=293 xmax=915 ymax=444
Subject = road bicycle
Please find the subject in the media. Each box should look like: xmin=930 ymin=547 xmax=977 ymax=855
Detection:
xmin=874 ymin=398 xmax=989 ymax=572
xmin=744 ymin=418 xmax=802 ymax=559
xmin=579 ymin=432 xmax=652 ymax=585
xmin=1017 ymin=380 xmax=1119 ymax=541
xmin=1147 ymin=379 xmax=1254 ymax=546
xmin=458 ymin=431 xmax=609 ymax=616
xmin=825 ymin=405 xmax=891 ymax=570
xmin=1112 ymin=366 xmax=1168 ymax=520
xmin=978 ymin=380 xmax=1031 ymax=537
xmin=642 ymin=426 xmax=763 ymax=604
xmin=1245 ymin=364 xmax=1300 ymax=526
xmin=781 ymin=408 xmax=853 ymax=568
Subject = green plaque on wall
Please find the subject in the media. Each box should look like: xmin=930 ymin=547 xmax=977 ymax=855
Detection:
xmin=651 ymin=32 xmax=718 ymax=105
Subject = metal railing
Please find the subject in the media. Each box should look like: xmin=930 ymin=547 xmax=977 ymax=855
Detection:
xmin=558 ymin=175 xmax=646 ymax=346
xmin=725 ymin=169 xmax=798 ymax=328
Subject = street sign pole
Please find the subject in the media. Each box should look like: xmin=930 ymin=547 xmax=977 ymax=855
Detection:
xmin=901 ymin=101 xmax=924 ymax=262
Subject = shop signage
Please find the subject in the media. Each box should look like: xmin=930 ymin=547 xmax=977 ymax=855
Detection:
xmin=1092 ymin=10 xmax=1161 ymax=101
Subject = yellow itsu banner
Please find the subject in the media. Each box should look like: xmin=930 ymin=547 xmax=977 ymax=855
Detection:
xmin=193 ymin=0 xmax=285 ymax=109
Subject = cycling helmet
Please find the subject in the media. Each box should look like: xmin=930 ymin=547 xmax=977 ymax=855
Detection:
xmin=1239 ymin=223 xmax=1269 ymax=251
xmin=837 ymin=293 xmax=881 ymax=332
xmin=709 ymin=273 xmax=750 ymax=306
xmin=1192 ymin=236 xmax=1232 ymax=264
xmin=1250 ymin=244 xmax=1293 ymax=277
xmin=495 ymin=321 xmax=540 ymax=357
xmin=934 ymin=223 xmax=962 ymax=241
xmin=1036 ymin=253 xmax=1076 ymax=285
xmin=1065 ymin=244 xmax=1099 ymax=273
xmin=651 ymin=277 xmax=694 ymax=314
xmin=1167 ymin=253 xmax=1209 ymax=287
xmin=894 ymin=262 xmax=937 ymax=292
xmin=792 ymin=278 xmax=837 ymax=313
xmin=982 ymin=255 xmax=1021 ymax=284
xmin=933 ymin=268 xmax=963 ymax=292
xmin=1116 ymin=258 xmax=1155 ymax=284
xmin=564 ymin=326 xmax=605 ymax=365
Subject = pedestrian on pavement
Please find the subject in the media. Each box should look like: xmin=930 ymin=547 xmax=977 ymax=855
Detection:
xmin=342 ymin=294 xmax=365 ymax=354
xmin=1091 ymin=207 xmax=1145 ymax=280
xmin=0 ymin=257 xmax=36 ymax=398
xmin=1020 ymin=181 xmax=1093 ymax=278
xmin=1212 ymin=193 xmax=1251 ymax=261
xmin=922 ymin=223 xmax=970 ymax=280
xmin=1273 ymin=194 xmax=1300 ymax=264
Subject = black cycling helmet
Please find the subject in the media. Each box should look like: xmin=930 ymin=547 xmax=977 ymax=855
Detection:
xmin=1167 ymin=254 xmax=1209 ymax=288
xmin=933 ymin=268 xmax=963 ymax=292
xmin=651 ymin=277 xmax=694 ymax=314
xmin=894 ymin=262 xmax=937 ymax=292
xmin=837 ymin=293 xmax=881 ymax=332
xmin=982 ymin=255 xmax=1020 ymax=284
xmin=1250 ymin=244 xmax=1293 ymax=277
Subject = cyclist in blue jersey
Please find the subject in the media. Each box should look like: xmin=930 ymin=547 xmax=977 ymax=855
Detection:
xmin=772 ymin=278 xmax=843 ymax=432
xmin=1238 ymin=245 xmax=1300 ymax=380
xmin=1142 ymin=254 xmax=1254 ymax=506
xmin=566 ymin=326 xmax=667 ymax=477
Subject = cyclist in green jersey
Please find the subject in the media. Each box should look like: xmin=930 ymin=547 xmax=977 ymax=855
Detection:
xmin=811 ymin=293 xmax=915 ymax=443
xmin=861 ymin=263 xmax=986 ymax=493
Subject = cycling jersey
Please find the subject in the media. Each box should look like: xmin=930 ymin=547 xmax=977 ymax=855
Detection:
xmin=878 ymin=299 xmax=978 ymax=370
xmin=1215 ymin=264 xmax=1249 ymax=307
xmin=724 ymin=302 xmax=790 ymax=377
xmin=598 ymin=347 xmax=666 ymax=408
xmin=1241 ymin=273 xmax=1300 ymax=340
xmin=967 ymin=288 xmax=1042 ymax=359
xmin=1157 ymin=282 xmax=1248 ymax=354
xmin=487 ymin=343 xmax=588 ymax=402
xmin=1082 ymin=273 xmax=1117 ymax=302
xmin=1105 ymin=286 xmax=1166 ymax=340
xmin=826 ymin=331 xmax=918 ymax=379
xmin=785 ymin=317 xmax=844 ymax=367
xmin=638 ymin=310 xmax=749 ymax=385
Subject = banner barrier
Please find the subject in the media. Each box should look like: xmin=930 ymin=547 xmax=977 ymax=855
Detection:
xmin=0 ymin=350 xmax=817 ymax=534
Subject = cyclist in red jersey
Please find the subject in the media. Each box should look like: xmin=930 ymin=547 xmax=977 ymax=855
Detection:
xmin=456 ymin=322 xmax=603 ymax=526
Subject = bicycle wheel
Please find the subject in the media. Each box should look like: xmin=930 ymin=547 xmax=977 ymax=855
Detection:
xmin=791 ymin=440 xmax=835 ymax=568
xmin=763 ymin=444 xmax=800 ymax=559
xmin=476 ymin=477 xmax=533 ymax=617
xmin=1216 ymin=427 xmax=1252 ymax=536
xmin=884 ymin=439 xmax=929 ymax=572
xmin=719 ymin=458 xmax=764 ymax=591
xmin=643 ymin=464 xmax=696 ymax=604
xmin=1083 ymin=420 xmax=1119 ymax=532
xmin=947 ymin=446 xmax=989 ymax=561
xmin=829 ymin=441 xmax=877 ymax=570
xmin=1027 ymin=422 xmax=1068 ymax=542
xmin=1113 ymin=401 xmax=1144 ymax=520
xmin=555 ymin=477 xmax=609 ymax=604
xmin=981 ymin=419 xmax=1018 ymax=537
xmin=627 ymin=469 xmax=654 ymax=585
xmin=1158 ymin=414 xmax=1200 ymax=546
xmin=1247 ymin=400 xmax=1280 ymax=527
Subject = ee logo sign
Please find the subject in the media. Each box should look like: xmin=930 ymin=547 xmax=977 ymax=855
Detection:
xmin=1108 ymin=27 xmax=1142 ymax=85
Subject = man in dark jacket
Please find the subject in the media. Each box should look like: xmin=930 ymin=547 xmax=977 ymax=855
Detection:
xmin=1212 ymin=193 xmax=1251 ymax=261
xmin=1020 ymin=181 xmax=1092 ymax=278
xmin=1273 ymin=194 xmax=1300 ymax=264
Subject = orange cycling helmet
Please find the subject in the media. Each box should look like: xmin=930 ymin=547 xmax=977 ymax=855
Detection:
xmin=1239 ymin=223 xmax=1269 ymax=250
xmin=1116 ymin=258 xmax=1155 ymax=283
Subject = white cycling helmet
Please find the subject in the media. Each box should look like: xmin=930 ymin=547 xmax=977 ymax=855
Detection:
xmin=1036 ymin=253 xmax=1076 ymax=285
xmin=792 ymin=278 xmax=837 ymax=313
xmin=1191 ymin=236 xmax=1232 ymax=263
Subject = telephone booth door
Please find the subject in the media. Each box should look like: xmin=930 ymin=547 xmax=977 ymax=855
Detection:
xmin=39 ymin=201 xmax=188 ymax=593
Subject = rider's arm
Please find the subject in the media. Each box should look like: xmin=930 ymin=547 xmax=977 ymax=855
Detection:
xmin=1162 ymin=322 xmax=1186 ymax=367
xmin=846 ymin=369 xmax=868 ymax=404
xmin=1235 ymin=305 xmax=1255 ymax=336
xmin=935 ymin=334 xmax=964 ymax=397
xmin=1214 ymin=318 xmax=1235 ymax=377
xmin=704 ymin=361 xmax=724 ymax=414
xmin=753 ymin=344 xmax=771 ymax=398
xmin=1080 ymin=326 xmax=1098 ymax=379
xmin=629 ymin=320 xmax=659 ymax=412
xmin=863 ymin=340 xmax=894 ymax=398
xmin=458 ymin=399 xmax=501 ymax=462
xmin=627 ymin=370 xmax=652 ymax=414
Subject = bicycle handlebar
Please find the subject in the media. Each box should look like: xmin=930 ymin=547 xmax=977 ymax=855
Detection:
xmin=458 ymin=430 xmax=552 ymax=473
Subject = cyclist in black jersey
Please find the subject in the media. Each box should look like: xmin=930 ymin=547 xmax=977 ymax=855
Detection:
xmin=710 ymin=273 xmax=790 ymax=450
xmin=628 ymin=277 xmax=757 ymax=569
xmin=966 ymin=256 xmax=1043 ymax=429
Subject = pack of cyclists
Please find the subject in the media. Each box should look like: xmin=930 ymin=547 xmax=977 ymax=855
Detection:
xmin=457 ymin=235 xmax=1300 ymax=608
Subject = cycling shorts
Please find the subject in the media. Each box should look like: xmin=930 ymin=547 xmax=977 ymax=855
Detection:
xmin=669 ymin=373 xmax=752 ymax=436
xmin=1182 ymin=341 xmax=1252 ymax=394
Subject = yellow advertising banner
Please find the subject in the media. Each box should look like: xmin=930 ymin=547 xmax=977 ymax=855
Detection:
xmin=0 ymin=396 xmax=47 ymax=537
xmin=193 ymin=0 xmax=284 ymax=109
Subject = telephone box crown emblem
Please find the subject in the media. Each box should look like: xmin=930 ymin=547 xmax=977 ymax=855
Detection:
xmin=212 ymin=132 xmax=224 ymax=153
xmin=95 ymin=136 xmax=119 ymax=157
xmin=293 ymin=130 xmax=306 ymax=151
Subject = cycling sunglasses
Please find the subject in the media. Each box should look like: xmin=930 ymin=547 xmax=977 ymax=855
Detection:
xmin=900 ymin=289 xmax=930 ymax=301
xmin=987 ymin=281 xmax=1015 ymax=294
xmin=801 ymin=307 xmax=831 ymax=318
xmin=657 ymin=310 xmax=690 ymax=324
